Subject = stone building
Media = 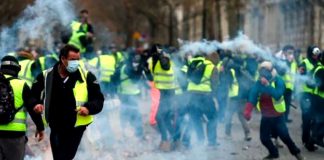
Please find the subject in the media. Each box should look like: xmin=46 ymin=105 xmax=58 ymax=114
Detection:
xmin=176 ymin=0 xmax=324 ymax=51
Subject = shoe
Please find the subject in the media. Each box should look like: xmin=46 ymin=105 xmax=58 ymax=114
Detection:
xmin=313 ymin=138 xmax=324 ymax=147
xmin=171 ymin=140 xmax=182 ymax=151
xmin=294 ymin=153 xmax=305 ymax=160
xmin=304 ymin=143 xmax=318 ymax=152
xmin=274 ymin=139 xmax=284 ymax=148
xmin=262 ymin=154 xmax=279 ymax=160
xmin=159 ymin=141 xmax=171 ymax=152
xmin=244 ymin=132 xmax=252 ymax=141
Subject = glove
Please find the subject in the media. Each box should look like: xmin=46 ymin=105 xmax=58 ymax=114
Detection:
xmin=244 ymin=102 xmax=254 ymax=121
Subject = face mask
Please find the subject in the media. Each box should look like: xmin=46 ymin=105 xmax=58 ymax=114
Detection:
xmin=66 ymin=60 xmax=79 ymax=73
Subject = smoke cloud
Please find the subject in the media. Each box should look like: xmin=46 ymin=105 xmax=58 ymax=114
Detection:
xmin=0 ymin=0 xmax=75 ymax=55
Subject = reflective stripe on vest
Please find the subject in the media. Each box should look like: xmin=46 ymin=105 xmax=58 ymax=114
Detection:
xmin=284 ymin=61 xmax=297 ymax=90
xmin=18 ymin=59 xmax=34 ymax=87
xmin=43 ymin=67 xmax=93 ymax=127
xmin=39 ymin=56 xmax=46 ymax=71
xmin=313 ymin=65 xmax=324 ymax=98
xmin=187 ymin=58 xmax=214 ymax=92
xmin=153 ymin=60 xmax=176 ymax=90
xmin=0 ymin=76 xmax=27 ymax=132
xmin=229 ymin=69 xmax=239 ymax=97
xmin=118 ymin=65 xmax=141 ymax=95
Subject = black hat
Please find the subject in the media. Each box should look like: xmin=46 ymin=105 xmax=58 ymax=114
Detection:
xmin=1 ymin=55 xmax=21 ymax=70
xmin=1 ymin=56 xmax=20 ymax=67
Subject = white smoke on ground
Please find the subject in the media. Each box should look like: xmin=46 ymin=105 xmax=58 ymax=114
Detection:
xmin=0 ymin=0 xmax=75 ymax=55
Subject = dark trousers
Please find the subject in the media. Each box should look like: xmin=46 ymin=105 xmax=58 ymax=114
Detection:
xmin=0 ymin=136 xmax=26 ymax=160
xmin=284 ymin=89 xmax=292 ymax=121
xmin=311 ymin=95 xmax=324 ymax=146
xmin=119 ymin=94 xmax=143 ymax=138
xmin=260 ymin=115 xmax=300 ymax=156
xmin=50 ymin=127 xmax=86 ymax=160
xmin=156 ymin=89 xmax=175 ymax=141
xmin=216 ymin=92 xmax=227 ymax=122
xmin=173 ymin=93 xmax=191 ymax=146
xmin=188 ymin=93 xmax=217 ymax=146
xmin=299 ymin=92 xmax=314 ymax=144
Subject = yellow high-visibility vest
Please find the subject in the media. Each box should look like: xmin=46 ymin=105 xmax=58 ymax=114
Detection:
xmin=0 ymin=75 xmax=27 ymax=132
xmin=153 ymin=60 xmax=176 ymax=90
xmin=313 ymin=65 xmax=324 ymax=98
xmin=68 ymin=21 xmax=86 ymax=53
xmin=187 ymin=57 xmax=214 ymax=92
xmin=18 ymin=59 xmax=34 ymax=87
xmin=256 ymin=81 xmax=286 ymax=113
xmin=43 ymin=67 xmax=93 ymax=127
xmin=228 ymin=69 xmax=239 ymax=97
xmin=118 ymin=65 xmax=141 ymax=95
xmin=88 ymin=55 xmax=116 ymax=82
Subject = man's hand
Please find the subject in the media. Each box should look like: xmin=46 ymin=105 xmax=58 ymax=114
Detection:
xmin=76 ymin=106 xmax=89 ymax=116
xmin=33 ymin=104 xmax=44 ymax=114
xmin=260 ymin=77 xmax=270 ymax=86
xmin=35 ymin=130 xmax=44 ymax=142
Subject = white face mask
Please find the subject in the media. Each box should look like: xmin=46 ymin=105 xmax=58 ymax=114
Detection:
xmin=66 ymin=60 xmax=79 ymax=73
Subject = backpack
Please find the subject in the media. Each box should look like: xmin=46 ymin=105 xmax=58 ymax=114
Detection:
xmin=0 ymin=73 xmax=18 ymax=124
xmin=187 ymin=59 xmax=206 ymax=84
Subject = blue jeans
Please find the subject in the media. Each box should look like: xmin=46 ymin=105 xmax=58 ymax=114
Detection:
xmin=188 ymin=93 xmax=217 ymax=146
xmin=156 ymin=90 xmax=175 ymax=141
xmin=299 ymin=92 xmax=314 ymax=144
xmin=260 ymin=115 xmax=300 ymax=156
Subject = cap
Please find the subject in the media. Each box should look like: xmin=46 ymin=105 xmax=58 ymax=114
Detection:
xmin=1 ymin=56 xmax=20 ymax=68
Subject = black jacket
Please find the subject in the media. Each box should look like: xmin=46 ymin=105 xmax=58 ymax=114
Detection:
xmin=30 ymin=63 xmax=104 ymax=131
xmin=0 ymin=69 xmax=44 ymax=138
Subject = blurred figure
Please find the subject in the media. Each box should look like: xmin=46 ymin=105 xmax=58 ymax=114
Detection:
xmin=298 ymin=45 xmax=321 ymax=151
xmin=187 ymin=54 xmax=218 ymax=148
xmin=68 ymin=9 xmax=94 ymax=54
xmin=280 ymin=45 xmax=298 ymax=123
xmin=311 ymin=52 xmax=324 ymax=148
xmin=224 ymin=56 xmax=251 ymax=141
xmin=216 ymin=49 xmax=229 ymax=122
xmin=88 ymin=46 xmax=118 ymax=97
xmin=149 ymin=44 xmax=176 ymax=152
xmin=30 ymin=45 xmax=104 ymax=160
xmin=17 ymin=47 xmax=37 ymax=87
xmin=0 ymin=56 xmax=44 ymax=160
xmin=244 ymin=61 xmax=304 ymax=160
xmin=117 ymin=53 xmax=147 ymax=139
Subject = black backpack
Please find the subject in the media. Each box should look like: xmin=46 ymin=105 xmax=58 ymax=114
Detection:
xmin=187 ymin=59 xmax=206 ymax=84
xmin=0 ymin=73 xmax=18 ymax=124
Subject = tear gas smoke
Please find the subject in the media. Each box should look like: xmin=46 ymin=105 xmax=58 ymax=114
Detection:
xmin=0 ymin=0 xmax=75 ymax=55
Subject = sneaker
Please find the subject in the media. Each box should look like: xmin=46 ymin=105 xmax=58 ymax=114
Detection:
xmin=244 ymin=132 xmax=252 ymax=141
xmin=171 ymin=140 xmax=182 ymax=151
xmin=294 ymin=153 xmax=305 ymax=160
xmin=304 ymin=143 xmax=318 ymax=152
xmin=274 ymin=139 xmax=284 ymax=148
xmin=159 ymin=141 xmax=171 ymax=152
xmin=263 ymin=154 xmax=279 ymax=160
